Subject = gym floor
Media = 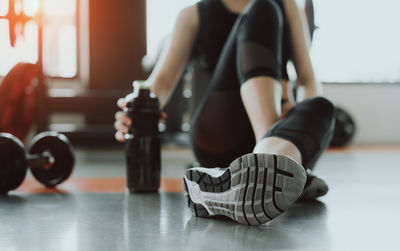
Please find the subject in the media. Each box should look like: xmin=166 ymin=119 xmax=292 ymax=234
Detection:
xmin=1 ymin=146 xmax=400 ymax=251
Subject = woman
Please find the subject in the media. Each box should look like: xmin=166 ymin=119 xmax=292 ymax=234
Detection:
xmin=114 ymin=0 xmax=335 ymax=225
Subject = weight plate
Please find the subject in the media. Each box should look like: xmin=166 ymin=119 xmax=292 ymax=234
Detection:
xmin=0 ymin=133 xmax=28 ymax=194
xmin=0 ymin=63 xmax=37 ymax=141
xmin=29 ymin=132 xmax=74 ymax=188
xmin=330 ymin=107 xmax=356 ymax=147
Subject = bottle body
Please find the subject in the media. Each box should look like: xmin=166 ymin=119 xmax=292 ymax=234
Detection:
xmin=126 ymin=135 xmax=160 ymax=192
xmin=125 ymin=83 xmax=161 ymax=193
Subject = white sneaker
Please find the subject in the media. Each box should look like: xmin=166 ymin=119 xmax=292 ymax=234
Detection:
xmin=183 ymin=153 xmax=306 ymax=225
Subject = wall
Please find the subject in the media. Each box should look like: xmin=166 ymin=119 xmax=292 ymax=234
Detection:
xmin=324 ymin=83 xmax=400 ymax=145
xmin=89 ymin=0 xmax=146 ymax=91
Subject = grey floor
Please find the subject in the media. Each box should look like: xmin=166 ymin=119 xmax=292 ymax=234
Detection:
xmin=1 ymin=147 xmax=400 ymax=251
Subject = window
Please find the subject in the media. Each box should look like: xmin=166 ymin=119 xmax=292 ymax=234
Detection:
xmin=146 ymin=0 xmax=400 ymax=83
xmin=311 ymin=0 xmax=400 ymax=83
xmin=0 ymin=0 xmax=78 ymax=78
xmin=146 ymin=0 xmax=199 ymax=56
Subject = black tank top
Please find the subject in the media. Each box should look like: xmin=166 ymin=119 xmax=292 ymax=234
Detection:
xmin=193 ymin=0 xmax=293 ymax=80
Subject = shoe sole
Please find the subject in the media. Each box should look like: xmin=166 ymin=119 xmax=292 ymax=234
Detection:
xmin=183 ymin=153 xmax=306 ymax=225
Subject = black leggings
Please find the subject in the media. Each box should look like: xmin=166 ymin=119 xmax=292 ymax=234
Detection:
xmin=190 ymin=0 xmax=335 ymax=169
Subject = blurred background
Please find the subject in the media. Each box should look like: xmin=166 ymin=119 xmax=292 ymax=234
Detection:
xmin=1 ymin=0 xmax=400 ymax=147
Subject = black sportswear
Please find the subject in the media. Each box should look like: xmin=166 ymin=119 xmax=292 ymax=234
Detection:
xmin=189 ymin=0 xmax=335 ymax=169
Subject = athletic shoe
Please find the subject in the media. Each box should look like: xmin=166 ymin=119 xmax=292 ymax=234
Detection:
xmin=182 ymin=153 xmax=306 ymax=225
xmin=298 ymin=171 xmax=329 ymax=201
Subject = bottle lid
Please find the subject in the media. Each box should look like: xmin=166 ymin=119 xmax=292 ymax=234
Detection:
xmin=126 ymin=80 xmax=159 ymax=111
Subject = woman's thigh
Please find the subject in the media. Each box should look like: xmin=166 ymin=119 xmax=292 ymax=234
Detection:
xmin=191 ymin=0 xmax=286 ymax=166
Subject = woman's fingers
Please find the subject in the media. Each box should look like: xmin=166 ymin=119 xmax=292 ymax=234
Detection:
xmin=117 ymin=98 xmax=127 ymax=109
xmin=114 ymin=112 xmax=130 ymax=134
xmin=115 ymin=130 xmax=126 ymax=142
xmin=160 ymin=112 xmax=167 ymax=121
xmin=114 ymin=111 xmax=131 ymax=141
xmin=115 ymin=96 xmax=134 ymax=143
xmin=281 ymin=102 xmax=295 ymax=119
xmin=115 ymin=111 xmax=132 ymax=126
xmin=114 ymin=120 xmax=130 ymax=133
xmin=118 ymin=93 xmax=136 ymax=109
xmin=115 ymin=96 xmax=168 ymax=143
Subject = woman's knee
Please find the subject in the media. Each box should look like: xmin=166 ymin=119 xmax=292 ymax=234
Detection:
xmin=307 ymin=96 xmax=336 ymax=120
xmin=236 ymin=0 xmax=284 ymax=83
xmin=242 ymin=0 xmax=283 ymax=23
xmin=241 ymin=0 xmax=283 ymax=32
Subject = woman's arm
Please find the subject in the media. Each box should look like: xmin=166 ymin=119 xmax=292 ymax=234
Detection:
xmin=114 ymin=5 xmax=198 ymax=142
xmin=282 ymin=0 xmax=322 ymax=101
xmin=147 ymin=5 xmax=199 ymax=108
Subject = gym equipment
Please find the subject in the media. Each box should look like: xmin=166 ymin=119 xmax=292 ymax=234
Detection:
xmin=330 ymin=107 xmax=356 ymax=147
xmin=0 ymin=63 xmax=37 ymax=141
xmin=0 ymin=0 xmax=47 ymax=142
xmin=0 ymin=131 xmax=75 ymax=194
xmin=0 ymin=0 xmax=34 ymax=47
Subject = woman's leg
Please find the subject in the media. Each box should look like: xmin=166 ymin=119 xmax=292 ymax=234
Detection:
xmin=253 ymin=137 xmax=302 ymax=163
xmin=260 ymin=97 xmax=336 ymax=170
xmin=191 ymin=0 xmax=285 ymax=167
xmin=253 ymin=96 xmax=336 ymax=200
xmin=185 ymin=0 xmax=311 ymax=225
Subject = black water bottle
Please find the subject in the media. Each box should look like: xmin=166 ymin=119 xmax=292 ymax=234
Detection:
xmin=125 ymin=81 xmax=161 ymax=193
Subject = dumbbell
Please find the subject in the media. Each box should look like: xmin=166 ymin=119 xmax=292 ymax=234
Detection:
xmin=0 ymin=131 xmax=75 ymax=194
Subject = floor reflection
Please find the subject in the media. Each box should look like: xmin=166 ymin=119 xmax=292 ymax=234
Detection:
xmin=183 ymin=201 xmax=331 ymax=250
xmin=0 ymin=194 xmax=78 ymax=251
xmin=0 ymin=194 xmax=337 ymax=251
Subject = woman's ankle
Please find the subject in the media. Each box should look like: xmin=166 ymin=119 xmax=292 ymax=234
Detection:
xmin=253 ymin=136 xmax=302 ymax=164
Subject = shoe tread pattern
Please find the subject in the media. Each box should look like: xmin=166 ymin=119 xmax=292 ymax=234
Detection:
xmin=183 ymin=153 xmax=306 ymax=225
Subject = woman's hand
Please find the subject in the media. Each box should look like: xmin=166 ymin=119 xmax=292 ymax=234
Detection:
xmin=281 ymin=100 xmax=295 ymax=119
xmin=280 ymin=81 xmax=296 ymax=119
xmin=114 ymin=96 xmax=167 ymax=142
xmin=114 ymin=97 xmax=131 ymax=142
